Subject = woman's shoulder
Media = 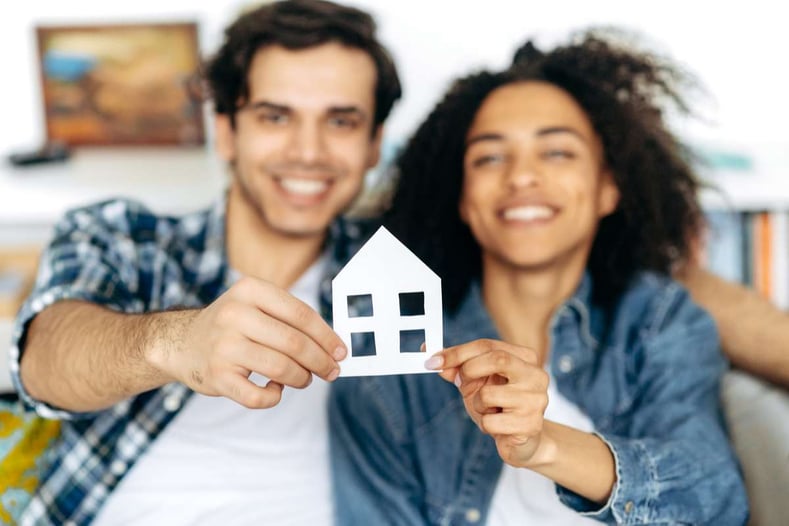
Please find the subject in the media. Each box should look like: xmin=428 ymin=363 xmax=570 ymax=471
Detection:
xmin=616 ymin=271 xmax=714 ymax=336
xmin=605 ymin=271 xmax=720 ymax=366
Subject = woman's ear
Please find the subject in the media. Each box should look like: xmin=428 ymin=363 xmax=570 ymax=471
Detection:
xmin=458 ymin=192 xmax=470 ymax=224
xmin=598 ymin=169 xmax=620 ymax=218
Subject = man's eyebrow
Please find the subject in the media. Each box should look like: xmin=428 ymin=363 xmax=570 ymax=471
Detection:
xmin=243 ymin=101 xmax=369 ymax=121
xmin=246 ymin=100 xmax=290 ymax=112
xmin=327 ymin=106 xmax=369 ymax=119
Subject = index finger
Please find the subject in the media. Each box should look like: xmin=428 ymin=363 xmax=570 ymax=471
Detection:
xmin=234 ymin=277 xmax=347 ymax=361
xmin=426 ymin=339 xmax=538 ymax=373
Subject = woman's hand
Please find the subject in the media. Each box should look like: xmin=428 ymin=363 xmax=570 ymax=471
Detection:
xmin=426 ymin=339 xmax=551 ymax=468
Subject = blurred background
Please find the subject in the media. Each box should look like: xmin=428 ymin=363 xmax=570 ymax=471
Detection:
xmin=1 ymin=0 xmax=788 ymax=150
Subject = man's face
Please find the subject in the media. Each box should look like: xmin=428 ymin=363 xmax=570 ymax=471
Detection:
xmin=216 ymin=43 xmax=381 ymax=239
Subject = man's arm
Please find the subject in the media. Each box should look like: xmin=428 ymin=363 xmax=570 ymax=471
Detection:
xmin=678 ymin=265 xmax=789 ymax=387
xmin=20 ymin=277 xmax=346 ymax=414
xmin=21 ymin=301 xmax=189 ymax=412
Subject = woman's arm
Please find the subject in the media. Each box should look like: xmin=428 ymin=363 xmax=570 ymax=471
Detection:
xmin=430 ymin=290 xmax=749 ymax=525
xmin=429 ymin=339 xmax=616 ymax=504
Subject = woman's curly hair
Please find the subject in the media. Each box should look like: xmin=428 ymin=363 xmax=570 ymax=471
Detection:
xmin=384 ymin=29 xmax=705 ymax=311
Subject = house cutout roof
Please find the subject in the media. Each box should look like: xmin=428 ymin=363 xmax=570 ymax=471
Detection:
xmin=332 ymin=226 xmax=443 ymax=377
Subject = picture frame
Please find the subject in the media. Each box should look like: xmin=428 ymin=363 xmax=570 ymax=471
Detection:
xmin=35 ymin=22 xmax=204 ymax=147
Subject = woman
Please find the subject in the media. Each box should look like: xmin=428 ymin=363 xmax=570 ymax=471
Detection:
xmin=331 ymin=30 xmax=747 ymax=525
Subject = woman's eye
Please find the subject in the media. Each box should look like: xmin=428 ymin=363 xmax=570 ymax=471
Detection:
xmin=471 ymin=154 xmax=505 ymax=168
xmin=542 ymin=149 xmax=575 ymax=160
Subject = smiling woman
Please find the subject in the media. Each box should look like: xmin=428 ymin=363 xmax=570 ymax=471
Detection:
xmin=460 ymin=81 xmax=620 ymax=281
xmin=331 ymin=28 xmax=748 ymax=525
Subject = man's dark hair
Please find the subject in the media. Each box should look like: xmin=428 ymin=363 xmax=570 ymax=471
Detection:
xmin=205 ymin=0 xmax=401 ymax=128
xmin=385 ymin=29 xmax=705 ymax=311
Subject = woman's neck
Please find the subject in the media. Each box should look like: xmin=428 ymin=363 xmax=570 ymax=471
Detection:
xmin=481 ymin=254 xmax=586 ymax=364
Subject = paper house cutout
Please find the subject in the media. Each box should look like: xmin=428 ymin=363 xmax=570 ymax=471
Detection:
xmin=333 ymin=226 xmax=443 ymax=376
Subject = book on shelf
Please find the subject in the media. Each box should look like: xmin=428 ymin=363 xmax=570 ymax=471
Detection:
xmin=704 ymin=210 xmax=789 ymax=310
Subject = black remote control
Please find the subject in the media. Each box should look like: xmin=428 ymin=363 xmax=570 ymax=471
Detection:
xmin=8 ymin=142 xmax=70 ymax=167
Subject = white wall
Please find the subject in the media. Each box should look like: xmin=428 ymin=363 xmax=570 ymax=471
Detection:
xmin=2 ymin=0 xmax=787 ymax=153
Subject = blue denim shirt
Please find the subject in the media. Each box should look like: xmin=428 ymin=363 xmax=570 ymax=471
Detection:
xmin=330 ymin=272 xmax=748 ymax=525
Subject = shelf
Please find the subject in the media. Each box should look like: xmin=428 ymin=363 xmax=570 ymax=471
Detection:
xmin=698 ymin=143 xmax=789 ymax=211
xmin=0 ymin=147 xmax=228 ymax=229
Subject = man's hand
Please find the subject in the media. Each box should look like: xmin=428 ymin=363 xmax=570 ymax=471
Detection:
xmin=426 ymin=339 xmax=550 ymax=468
xmin=150 ymin=276 xmax=347 ymax=409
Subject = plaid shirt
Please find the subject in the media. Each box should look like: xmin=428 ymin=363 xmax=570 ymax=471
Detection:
xmin=8 ymin=197 xmax=365 ymax=525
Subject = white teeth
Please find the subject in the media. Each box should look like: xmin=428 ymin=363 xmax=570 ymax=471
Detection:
xmin=279 ymin=178 xmax=329 ymax=196
xmin=503 ymin=206 xmax=555 ymax=221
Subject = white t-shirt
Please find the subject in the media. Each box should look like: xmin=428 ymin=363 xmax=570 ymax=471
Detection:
xmin=94 ymin=256 xmax=331 ymax=525
xmin=486 ymin=372 xmax=599 ymax=525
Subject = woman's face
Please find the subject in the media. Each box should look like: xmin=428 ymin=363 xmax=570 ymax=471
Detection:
xmin=460 ymin=81 xmax=619 ymax=272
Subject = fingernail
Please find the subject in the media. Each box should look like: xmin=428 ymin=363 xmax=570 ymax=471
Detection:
xmin=420 ymin=342 xmax=426 ymax=352
xmin=454 ymin=374 xmax=463 ymax=388
xmin=424 ymin=354 xmax=443 ymax=370
xmin=333 ymin=346 xmax=347 ymax=361
xmin=327 ymin=367 xmax=340 ymax=382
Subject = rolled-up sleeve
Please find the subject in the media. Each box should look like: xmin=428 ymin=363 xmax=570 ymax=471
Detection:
xmin=9 ymin=203 xmax=144 ymax=420
xmin=556 ymin=287 xmax=749 ymax=524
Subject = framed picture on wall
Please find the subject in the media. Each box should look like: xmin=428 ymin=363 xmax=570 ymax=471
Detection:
xmin=35 ymin=22 xmax=204 ymax=147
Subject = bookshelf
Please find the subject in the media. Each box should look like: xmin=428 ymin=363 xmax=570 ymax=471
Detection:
xmin=698 ymin=143 xmax=789 ymax=310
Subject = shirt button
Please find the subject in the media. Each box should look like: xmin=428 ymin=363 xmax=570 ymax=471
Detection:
xmin=465 ymin=508 xmax=481 ymax=523
xmin=558 ymin=355 xmax=574 ymax=374
xmin=625 ymin=501 xmax=634 ymax=513
xmin=110 ymin=460 xmax=127 ymax=476
xmin=163 ymin=395 xmax=182 ymax=412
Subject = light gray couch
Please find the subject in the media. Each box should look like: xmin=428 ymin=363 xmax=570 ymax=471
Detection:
xmin=722 ymin=370 xmax=789 ymax=525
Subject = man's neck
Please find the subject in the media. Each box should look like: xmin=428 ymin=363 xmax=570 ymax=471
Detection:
xmin=225 ymin=187 xmax=328 ymax=290
xmin=481 ymin=254 xmax=585 ymax=364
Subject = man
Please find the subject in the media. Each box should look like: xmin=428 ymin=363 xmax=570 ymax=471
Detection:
xmin=9 ymin=0 xmax=401 ymax=523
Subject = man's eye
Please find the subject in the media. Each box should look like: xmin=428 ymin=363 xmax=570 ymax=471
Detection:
xmin=258 ymin=112 xmax=288 ymax=124
xmin=328 ymin=116 xmax=359 ymax=129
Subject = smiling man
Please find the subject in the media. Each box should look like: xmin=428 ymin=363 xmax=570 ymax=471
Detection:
xmin=9 ymin=1 xmax=400 ymax=523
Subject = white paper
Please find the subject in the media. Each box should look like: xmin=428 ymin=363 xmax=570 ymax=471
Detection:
xmin=332 ymin=226 xmax=443 ymax=376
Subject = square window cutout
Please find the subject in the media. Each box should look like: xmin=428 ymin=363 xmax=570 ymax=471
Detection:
xmin=347 ymin=294 xmax=373 ymax=317
xmin=351 ymin=331 xmax=376 ymax=357
xmin=399 ymin=291 xmax=425 ymax=316
xmin=400 ymin=329 xmax=425 ymax=353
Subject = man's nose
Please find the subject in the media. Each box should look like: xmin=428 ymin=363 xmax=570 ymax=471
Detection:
xmin=286 ymin=120 xmax=326 ymax=164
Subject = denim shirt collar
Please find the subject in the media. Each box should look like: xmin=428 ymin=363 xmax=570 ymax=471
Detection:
xmin=557 ymin=271 xmax=600 ymax=350
xmin=450 ymin=271 xmax=599 ymax=352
